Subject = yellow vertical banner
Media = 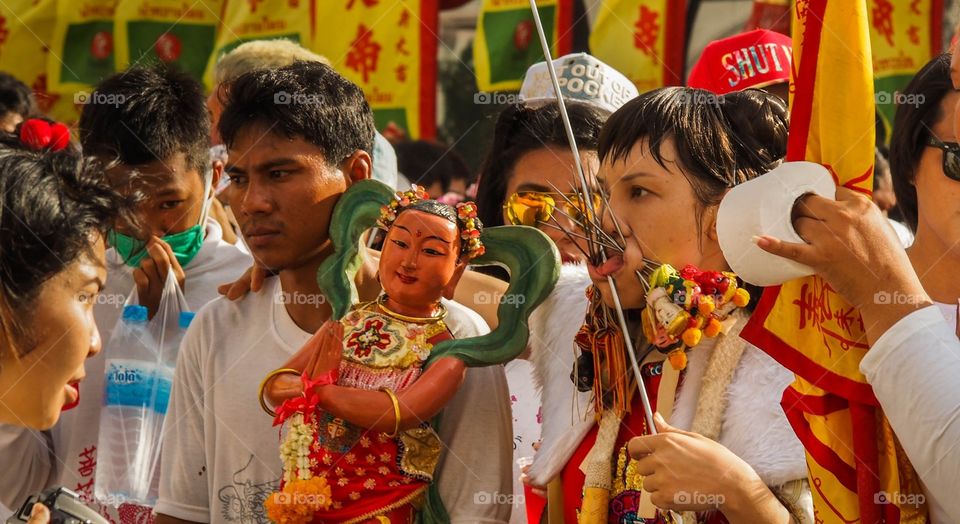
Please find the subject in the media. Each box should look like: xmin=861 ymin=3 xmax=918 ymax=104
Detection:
xmin=202 ymin=0 xmax=314 ymax=88
xmin=0 ymin=0 xmax=81 ymax=122
xmin=742 ymin=1 xmax=928 ymax=522
xmin=589 ymin=0 xmax=686 ymax=92
xmin=314 ymin=0 xmax=438 ymax=139
xmin=869 ymin=0 xmax=944 ymax=139
xmin=47 ymin=0 xmax=118 ymax=93
xmin=473 ymin=0 xmax=572 ymax=93
xmin=114 ymin=0 xmax=224 ymax=87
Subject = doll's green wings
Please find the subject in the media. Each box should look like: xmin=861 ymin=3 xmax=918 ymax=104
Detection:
xmin=316 ymin=179 xmax=560 ymax=367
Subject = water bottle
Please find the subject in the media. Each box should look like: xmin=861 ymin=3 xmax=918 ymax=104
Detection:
xmin=94 ymin=306 xmax=194 ymax=507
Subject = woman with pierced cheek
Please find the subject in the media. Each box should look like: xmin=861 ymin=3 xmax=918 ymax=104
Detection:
xmin=545 ymin=87 xmax=814 ymax=524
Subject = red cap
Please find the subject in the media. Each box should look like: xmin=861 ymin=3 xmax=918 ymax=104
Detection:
xmin=687 ymin=29 xmax=792 ymax=95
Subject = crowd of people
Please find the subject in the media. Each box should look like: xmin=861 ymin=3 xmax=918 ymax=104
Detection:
xmin=0 ymin=27 xmax=958 ymax=524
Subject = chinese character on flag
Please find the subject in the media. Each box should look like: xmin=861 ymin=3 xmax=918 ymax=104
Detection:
xmin=346 ymin=25 xmax=382 ymax=83
xmin=633 ymin=5 xmax=660 ymax=56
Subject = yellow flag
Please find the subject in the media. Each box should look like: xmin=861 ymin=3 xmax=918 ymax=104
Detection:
xmin=47 ymin=0 xmax=118 ymax=94
xmin=0 ymin=0 xmax=81 ymax=122
xmin=202 ymin=0 xmax=314 ymax=89
xmin=473 ymin=0 xmax=573 ymax=93
xmin=114 ymin=0 xmax=224 ymax=87
xmin=314 ymin=0 xmax=437 ymax=139
xmin=742 ymin=1 xmax=927 ymax=522
xmin=589 ymin=0 xmax=686 ymax=92
xmin=869 ymin=0 xmax=945 ymax=140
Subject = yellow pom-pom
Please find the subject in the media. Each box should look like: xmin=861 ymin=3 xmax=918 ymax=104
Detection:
xmin=682 ymin=328 xmax=702 ymax=348
xmin=733 ymin=288 xmax=750 ymax=308
xmin=668 ymin=349 xmax=687 ymax=370
xmin=704 ymin=318 xmax=722 ymax=337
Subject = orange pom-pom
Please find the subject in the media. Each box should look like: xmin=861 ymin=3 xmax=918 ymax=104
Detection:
xmin=697 ymin=296 xmax=715 ymax=316
xmin=682 ymin=328 xmax=702 ymax=348
xmin=733 ymin=288 xmax=750 ymax=308
xmin=704 ymin=318 xmax=723 ymax=338
xmin=265 ymin=477 xmax=333 ymax=524
xmin=668 ymin=349 xmax=687 ymax=370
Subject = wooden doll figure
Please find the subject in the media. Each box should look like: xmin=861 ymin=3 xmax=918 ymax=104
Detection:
xmin=260 ymin=187 xmax=486 ymax=524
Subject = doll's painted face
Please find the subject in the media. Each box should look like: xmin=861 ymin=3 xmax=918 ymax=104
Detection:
xmin=379 ymin=209 xmax=464 ymax=315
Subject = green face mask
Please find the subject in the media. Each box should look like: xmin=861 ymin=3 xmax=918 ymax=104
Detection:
xmin=108 ymin=224 xmax=206 ymax=268
xmin=109 ymin=168 xmax=214 ymax=268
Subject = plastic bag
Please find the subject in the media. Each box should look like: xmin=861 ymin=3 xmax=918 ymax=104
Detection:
xmin=94 ymin=268 xmax=193 ymax=507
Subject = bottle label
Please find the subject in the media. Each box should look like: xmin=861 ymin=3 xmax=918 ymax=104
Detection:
xmin=104 ymin=359 xmax=174 ymax=414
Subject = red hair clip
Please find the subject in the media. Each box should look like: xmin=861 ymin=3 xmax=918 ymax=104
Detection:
xmin=19 ymin=118 xmax=70 ymax=152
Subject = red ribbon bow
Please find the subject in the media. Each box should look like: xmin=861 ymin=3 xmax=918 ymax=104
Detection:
xmin=272 ymin=369 xmax=339 ymax=427
xmin=19 ymin=119 xmax=70 ymax=152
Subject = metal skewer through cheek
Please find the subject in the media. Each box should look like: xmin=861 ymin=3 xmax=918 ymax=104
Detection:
xmin=526 ymin=0 xmax=657 ymax=435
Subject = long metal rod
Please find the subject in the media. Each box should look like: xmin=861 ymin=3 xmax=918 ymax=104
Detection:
xmin=527 ymin=0 xmax=657 ymax=435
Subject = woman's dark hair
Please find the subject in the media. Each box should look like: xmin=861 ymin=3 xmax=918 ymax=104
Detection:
xmin=474 ymin=101 xmax=609 ymax=229
xmin=397 ymin=199 xmax=482 ymax=259
xmin=599 ymin=87 xmax=788 ymax=311
xmin=219 ymin=61 xmax=376 ymax=165
xmin=395 ymin=140 xmax=472 ymax=193
xmin=0 ymin=72 xmax=37 ymax=120
xmin=599 ymin=87 xmax=788 ymax=236
xmin=888 ymin=53 xmax=953 ymax=233
xmin=0 ymin=132 xmax=135 ymax=356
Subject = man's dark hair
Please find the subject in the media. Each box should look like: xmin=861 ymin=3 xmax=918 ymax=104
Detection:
xmin=219 ymin=61 xmax=375 ymax=164
xmin=0 ymin=72 xmax=37 ymax=119
xmin=78 ymin=65 xmax=210 ymax=174
xmin=0 ymin=135 xmax=136 ymax=355
xmin=889 ymin=53 xmax=953 ymax=233
xmin=474 ymin=101 xmax=609 ymax=230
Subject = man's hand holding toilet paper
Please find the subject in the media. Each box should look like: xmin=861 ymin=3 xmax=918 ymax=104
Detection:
xmin=754 ymin=187 xmax=933 ymax=344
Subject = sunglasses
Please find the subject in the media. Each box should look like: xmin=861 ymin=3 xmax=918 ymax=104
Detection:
xmin=926 ymin=135 xmax=960 ymax=181
xmin=503 ymin=191 xmax=603 ymax=227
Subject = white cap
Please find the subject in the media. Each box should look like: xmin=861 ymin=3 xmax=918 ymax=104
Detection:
xmin=519 ymin=53 xmax=639 ymax=114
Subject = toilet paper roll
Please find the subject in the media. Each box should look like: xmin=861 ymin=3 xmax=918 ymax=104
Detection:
xmin=716 ymin=161 xmax=836 ymax=287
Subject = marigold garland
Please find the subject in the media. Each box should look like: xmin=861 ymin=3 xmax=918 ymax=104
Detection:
xmin=264 ymin=476 xmax=333 ymax=524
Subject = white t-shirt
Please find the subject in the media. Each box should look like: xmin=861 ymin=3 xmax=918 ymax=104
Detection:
xmin=0 ymin=219 xmax=251 ymax=523
xmin=505 ymin=359 xmax=542 ymax=524
xmin=156 ymin=277 xmax=513 ymax=524
xmin=860 ymin=302 xmax=960 ymax=524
